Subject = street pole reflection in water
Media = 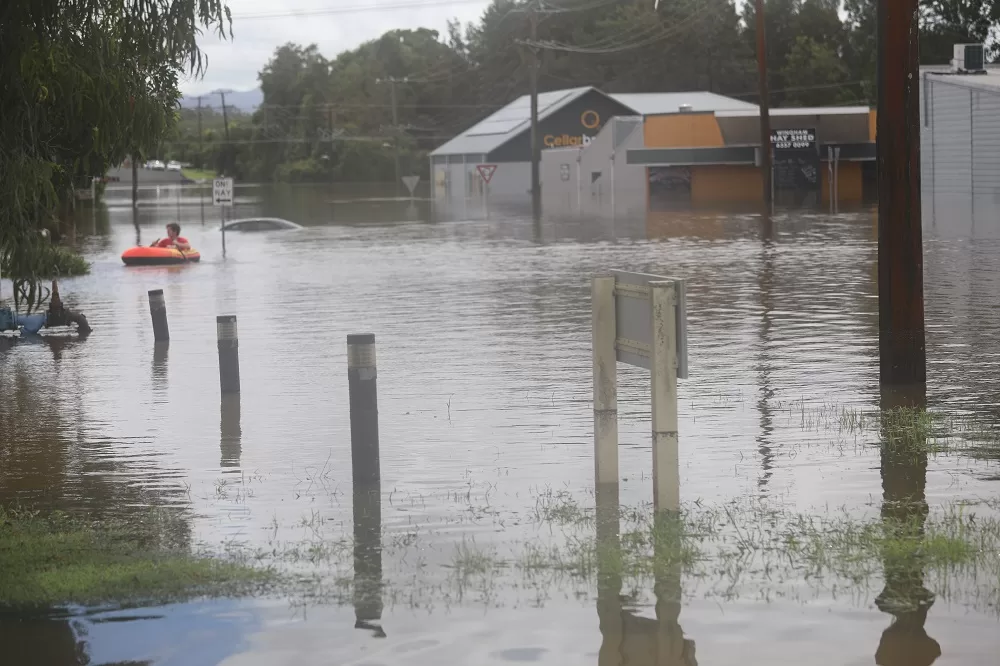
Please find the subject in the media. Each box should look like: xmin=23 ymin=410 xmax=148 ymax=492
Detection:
xmin=596 ymin=482 xmax=696 ymax=666
xmin=220 ymin=394 xmax=242 ymax=469
xmin=755 ymin=232 xmax=776 ymax=492
xmin=875 ymin=386 xmax=940 ymax=666
xmin=353 ymin=483 xmax=385 ymax=638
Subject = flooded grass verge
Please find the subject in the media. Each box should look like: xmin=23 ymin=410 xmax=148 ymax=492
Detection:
xmin=214 ymin=490 xmax=1000 ymax=616
xmin=0 ymin=506 xmax=271 ymax=609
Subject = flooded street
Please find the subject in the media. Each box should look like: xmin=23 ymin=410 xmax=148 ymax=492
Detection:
xmin=2 ymin=183 xmax=999 ymax=664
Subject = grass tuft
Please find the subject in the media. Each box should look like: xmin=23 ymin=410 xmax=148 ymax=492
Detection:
xmin=0 ymin=506 xmax=270 ymax=609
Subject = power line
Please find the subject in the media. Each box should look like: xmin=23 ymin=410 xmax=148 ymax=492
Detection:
xmin=235 ymin=0 xmax=489 ymax=20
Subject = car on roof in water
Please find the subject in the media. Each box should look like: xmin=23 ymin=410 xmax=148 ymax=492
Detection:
xmin=220 ymin=217 xmax=303 ymax=232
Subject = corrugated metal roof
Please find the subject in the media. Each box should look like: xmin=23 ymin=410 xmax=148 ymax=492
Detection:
xmin=610 ymin=92 xmax=757 ymax=115
xmin=430 ymin=88 xmax=758 ymax=157
xmin=431 ymin=87 xmax=598 ymax=157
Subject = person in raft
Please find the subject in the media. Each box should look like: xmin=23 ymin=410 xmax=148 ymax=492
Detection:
xmin=152 ymin=222 xmax=191 ymax=250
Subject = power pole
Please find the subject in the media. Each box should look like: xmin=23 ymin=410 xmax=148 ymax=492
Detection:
xmin=528 ymin=3 xmax=541 ymax=221
xmin=213 ymin=89 xmax=233 ymax=175
xmin=754 ymin=0 xmax=772 ymax=207
xmin=195 ymin=95 xmax=204 ymax=168
xmin=376 ymin=77 xmax=406 ymax=191
xmin=877 ymin=0 xmax=925 ymax=388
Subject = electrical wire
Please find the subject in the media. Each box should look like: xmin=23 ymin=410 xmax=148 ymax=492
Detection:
xmin=235 ymin=0 xmax=490 ymax=21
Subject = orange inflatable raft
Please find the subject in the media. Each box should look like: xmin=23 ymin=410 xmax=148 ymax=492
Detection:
xmin=121 ymin=246 xmax=201 ymax=266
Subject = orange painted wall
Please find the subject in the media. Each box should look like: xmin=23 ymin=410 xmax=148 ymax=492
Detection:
xmin=691 ymin=165 xmax=762 ymax=203
xmin=644 ymin=113 xmax=724 ymax=148
xmin=820 ymin=162 xmax=864 ymax=205
xmin=687 ymin=162 xmax=864 ymax=205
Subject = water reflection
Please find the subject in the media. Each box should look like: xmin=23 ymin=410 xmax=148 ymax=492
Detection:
xmin=875 ymin=387 xmax=939 ymax=666
xmin=0 ymin=613 xmax=88 ymax=666
xmin=596 ymin=483 xmax=696 ymax=666
xmin=151 ymin=343 xmax=168 ymax=404
xmin=220 ymin=394 xmax=242 ymax=470
xmin=755 ymin=231 xmax=777 ymax=492
xmin=353 ymin=483 xmax=384 ymax=638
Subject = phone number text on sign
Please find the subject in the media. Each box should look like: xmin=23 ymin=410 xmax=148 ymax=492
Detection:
xmin=770 ymin=129 xmax=815 ymax=151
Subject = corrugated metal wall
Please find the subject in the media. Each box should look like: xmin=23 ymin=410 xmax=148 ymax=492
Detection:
xmin=921 ymin=75 xmax=1000 ymax=236
xmin=922 ymin=77 xmax=1000 ymax=199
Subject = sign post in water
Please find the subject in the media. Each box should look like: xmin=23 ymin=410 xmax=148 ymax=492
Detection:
xmin=213 ymin=177 xmax=234 ymax=256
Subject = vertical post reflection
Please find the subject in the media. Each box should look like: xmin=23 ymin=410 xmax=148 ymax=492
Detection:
xmin=595 ymin=483 xmax=697 ymax=666
xmin=152 ymin=342 xmax=169 ymax=403
xmin=220 ymin=394 xmax=242 ymax=470
xmin=756 ymin=233 xmax=776 ymax=492
xmin=875 ymin=386 xmax=940 ymax=666
xmin=353 ymin=482 xmax=385 ymax=638
xmin=595 ymin=482 xmax=623 ymax=666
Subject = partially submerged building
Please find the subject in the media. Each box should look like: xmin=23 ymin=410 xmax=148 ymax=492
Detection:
xmin=429 ymin=87 xmax=637 ymax=203
xmin=433 ymin=85 xmax=877 ymax=214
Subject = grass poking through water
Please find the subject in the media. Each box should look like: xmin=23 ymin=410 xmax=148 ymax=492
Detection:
xmin=0 ymin=506 xmax=271 ymax=609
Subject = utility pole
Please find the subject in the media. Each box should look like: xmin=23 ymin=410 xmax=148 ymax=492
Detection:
xmin=195 ymin=95 xmax=204 ymax=168
xmin=213 ymin=89 xmax=233 ymax=176
xmin=376 ymin=77 xmax=406 ymax=192
xmin=877 ymin=0 xmax=925 ymax=388
xmin=754 ymin=0 xmax=772 ymax=207
xmin=528 ymin=3 xmax=542 ymax=221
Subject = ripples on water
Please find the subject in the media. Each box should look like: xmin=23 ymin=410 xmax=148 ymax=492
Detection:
xmin=1 ymin=184 xmax=999 ymax=663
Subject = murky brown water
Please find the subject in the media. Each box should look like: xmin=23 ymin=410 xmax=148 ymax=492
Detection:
xmin=2 ymin=184 xmax=999 ymax=664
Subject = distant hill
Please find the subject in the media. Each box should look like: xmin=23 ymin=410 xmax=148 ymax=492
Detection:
xmin=180 ymin=88 xmax=263 ymax=112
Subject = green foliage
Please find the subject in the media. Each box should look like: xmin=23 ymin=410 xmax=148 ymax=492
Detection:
xmin=1 ymin=0 xmax=231 ymax=312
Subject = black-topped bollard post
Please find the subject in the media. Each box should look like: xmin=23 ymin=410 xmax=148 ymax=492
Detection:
xmin=148 ymin=289 xmax=169 ymax=341
xmin=217 ymin=315 xmax=240 ymax=394
xmin=348 ymin=333 xmax=380 ymax=484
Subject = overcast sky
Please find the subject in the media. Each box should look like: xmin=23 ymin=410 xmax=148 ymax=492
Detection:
xmin=180 ymin=0 xmax=494 ymax=95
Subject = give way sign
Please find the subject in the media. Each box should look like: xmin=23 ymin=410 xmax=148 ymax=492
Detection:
xmin=476 ymin=164 xmax=497 ymax=183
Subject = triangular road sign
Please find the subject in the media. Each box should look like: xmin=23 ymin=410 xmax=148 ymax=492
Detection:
xmin=401 ymin=175 xmax=420 ymax=195
xmin=476 ymin=164 xmax=498 ymax=184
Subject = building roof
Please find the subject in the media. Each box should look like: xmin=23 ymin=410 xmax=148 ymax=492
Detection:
xmin=613 ymin=92 xmax=757 ymax=115
xmin=431 ymin=87 xmax=600 ymax=157
xmin=715 ymin=106 xmax=873 ymax=145
xmin=430 ymin=87 xmax=755 ymax=157
xmin=715 ymin=106 xmax=871 ymax=117
xmin=921 ymin=64 xmax=1000 ymax=93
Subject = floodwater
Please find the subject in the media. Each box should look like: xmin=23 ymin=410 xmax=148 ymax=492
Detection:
xmin=2 ymin=183 xmax=1000 ymax=664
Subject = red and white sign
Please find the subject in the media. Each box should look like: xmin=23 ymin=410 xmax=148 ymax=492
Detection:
xmin=476 ymin=164 xmax=497 ymax=183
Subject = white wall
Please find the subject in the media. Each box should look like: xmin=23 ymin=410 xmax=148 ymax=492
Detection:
xmin=541 ymin=117 xmax=646 ymax=218
xmin=921 ymin=76 xmax=1000 ymax=236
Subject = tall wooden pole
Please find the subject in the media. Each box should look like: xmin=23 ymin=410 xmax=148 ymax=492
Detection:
xmin=877 ymin=0 xmax=926 ymax=387
xmin=754 ymin=0 xmax=772 ymax=206
xmin=528 ymin=5 xmax=542 ymax=221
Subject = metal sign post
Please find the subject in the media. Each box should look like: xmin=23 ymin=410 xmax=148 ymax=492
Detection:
xmin=476 ymin=164 xmax=497 ymax=218
xmin=213 ymin=177 xmax=233 ymax=257
xmin=592 ymin=271 xmax=688 ymax=513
